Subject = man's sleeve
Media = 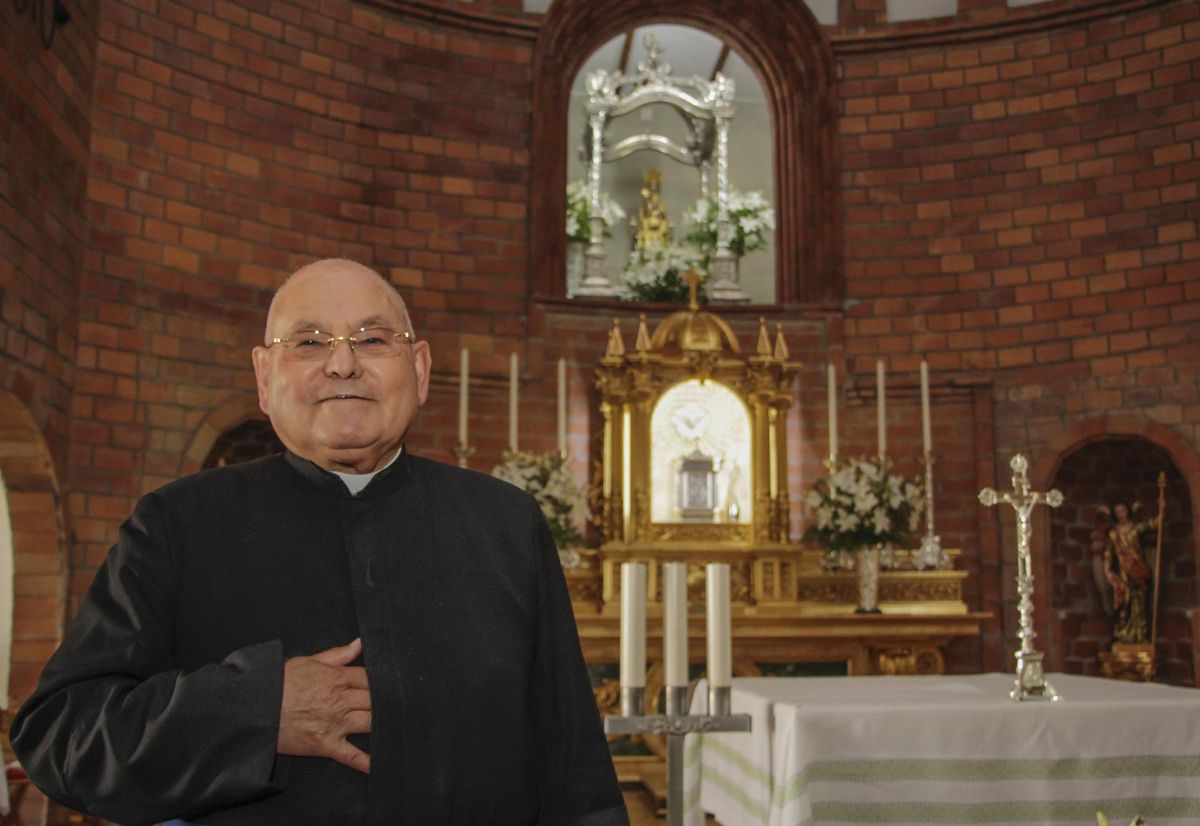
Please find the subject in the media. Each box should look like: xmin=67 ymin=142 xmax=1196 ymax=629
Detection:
xmin=528 ymin=500 xmax=630 ymax=826
xmin=9 ymin=492 xmax=287 ymax=826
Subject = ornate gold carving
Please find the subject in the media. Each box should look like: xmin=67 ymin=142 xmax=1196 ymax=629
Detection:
xmin=631 ymin=485 xmax=650 ymax=535
xmin=732 ymin=560 xmax=754 ymax=605
xmin=644 ymin=523 xmax=752 ymax=542
xmin=593 ymin=677 xmax=621 ymax=717
xmin=874 ymin=646 xmax=944 ymax=675
xmin=774 ymin=492 xmax=791 ymax=542
xmin=1099 ymin=643 xmax=1156 ymax=682
xmin=880 ymin=580 xmax=962 ymax=603
xmin=796 ymin=581 xmax=858 ymax=603
xmin=565 ymin=567 xmax=603 ymax=611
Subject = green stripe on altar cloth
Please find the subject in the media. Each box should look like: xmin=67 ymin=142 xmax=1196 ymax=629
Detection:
xmin=813 ymin=797 xmax=1200 ymax=824
xmin=688 ymin=735 xmax=1200 ymax=824
xmin=805 ymin=754 xmax=1200 ymax=782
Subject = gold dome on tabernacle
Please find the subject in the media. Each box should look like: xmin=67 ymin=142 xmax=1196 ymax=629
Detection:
xmin=648 ymin=269 xmax=741 ymax=355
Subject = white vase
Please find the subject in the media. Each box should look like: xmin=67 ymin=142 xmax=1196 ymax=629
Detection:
xmin=557 ymin=545 xmax=581 ymax=569
xmin=565 ymin=241 xmax=586 ymax=296
xmin=855 ymin=545 xmax=883 ymax=614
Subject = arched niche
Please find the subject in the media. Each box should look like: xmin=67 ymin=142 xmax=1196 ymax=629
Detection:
xmin=1029 ymin=415 xmax=1200 ymax=683
xmin=0 ymin=393 xmax=66 ymax=717
xmin=203 ymin=420 xmax=284 ymax=469
xmin=1047 ymin=437 xmax=1194 ymax=684
xmin=532 ymin=0 xmax=840 ymax=305
xmin=179 ymin=394 xmax=269 ymax=476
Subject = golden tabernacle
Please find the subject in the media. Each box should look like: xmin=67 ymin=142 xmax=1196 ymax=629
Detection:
xmin=567 ymin=283 xmax=987 ymax=694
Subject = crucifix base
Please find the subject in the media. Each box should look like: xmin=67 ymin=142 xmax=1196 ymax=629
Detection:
xmin=1011 ymin=650 xmax=1060 ymax=702
xmin=604 ymin=686 xmax=751 ymax=826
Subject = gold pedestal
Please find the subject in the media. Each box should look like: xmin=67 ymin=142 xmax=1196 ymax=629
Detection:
xmin=1099 ymin=642 xmax=1156 ymax=682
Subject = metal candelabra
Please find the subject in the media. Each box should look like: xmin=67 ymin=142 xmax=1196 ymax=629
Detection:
xmin=917 ymin=451 xmax=948 ymax=570
xmin=453 ymin=442 xmax=475 ymax=469
xmin=604 ymin=685 xmax=750 ymax=826
xmin=979 ymin=453 xmax=1064 ymax=701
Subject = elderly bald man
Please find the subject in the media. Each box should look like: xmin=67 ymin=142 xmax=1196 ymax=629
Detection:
xmin=12 ymin=260 xmax=627 ymax=825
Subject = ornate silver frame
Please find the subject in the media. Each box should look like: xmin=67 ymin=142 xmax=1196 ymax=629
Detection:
xmin=573 ymin=35 xmax=749 ymax=302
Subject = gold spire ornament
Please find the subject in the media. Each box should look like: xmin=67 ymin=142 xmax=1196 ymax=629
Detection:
xmin=755 ymin=317 xmax=771 ymax=356
xmin=635 ymin=315 xmax=652 ymax=352
xmin=605 ymin=319 xmax=626 ymax=358
xmin=773 ymin=324 xmax=789 ymax=361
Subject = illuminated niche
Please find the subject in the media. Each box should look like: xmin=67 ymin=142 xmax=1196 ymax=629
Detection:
xmin=650 ymin=379 xmax=752 ymax=524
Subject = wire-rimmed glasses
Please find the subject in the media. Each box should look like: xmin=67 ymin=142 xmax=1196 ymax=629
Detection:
xmin=267 ymin=327 xmax=414 ymax=360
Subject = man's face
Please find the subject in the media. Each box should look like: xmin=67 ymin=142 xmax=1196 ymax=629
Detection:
xmin=1114 ymin=504 xmax=1129 ymax=523
xmin=252 ymin=262 xmax=431 ymax=473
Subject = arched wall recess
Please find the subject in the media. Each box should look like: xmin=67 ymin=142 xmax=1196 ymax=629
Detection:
xmin=531 ymin=0 xmax=842 ymax=305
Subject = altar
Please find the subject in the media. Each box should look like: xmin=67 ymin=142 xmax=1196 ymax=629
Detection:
xmin=558 ymin=289 xmax=991 ymax=803
xmin=683 ymin=673 xmax=1200 ymax=826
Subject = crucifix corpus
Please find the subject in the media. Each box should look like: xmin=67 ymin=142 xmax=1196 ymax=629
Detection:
xmin=980 ymin=453 xmax=1064 ymax=701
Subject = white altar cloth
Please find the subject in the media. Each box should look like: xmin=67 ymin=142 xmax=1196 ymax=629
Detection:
xmin=683 ymin=673 xmax=1200 ymax=826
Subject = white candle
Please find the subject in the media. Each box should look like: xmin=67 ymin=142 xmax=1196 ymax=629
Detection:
xmin=458 ymin=348 xmax=469 ymax=446
xmin=705 ymin=562 xmax=731 ymax=688
xmin=876 ymin=360 xmax=887 ymax=458
xmin=620 ymin=563 xmax=647 ymax=689
xmin=920 ymin=360 xmax=932 ymax=454
xmin=663 ymin=562 xmax=688 ymax=688
xmin=557 ymin=357 xmax=567 ymax=456
xmin=826 ymin=363 xmax=838 ymax=463
xmin=508 ymin=353 xmax=519 ymax=453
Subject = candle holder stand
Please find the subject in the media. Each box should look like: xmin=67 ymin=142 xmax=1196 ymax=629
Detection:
xmin=604 ymin=685 xmax=751 ymax=826
xmin=916 ymin=451 xmax=948 ymax=570
xmin=453 ymin=443 xmax=476 ymax=469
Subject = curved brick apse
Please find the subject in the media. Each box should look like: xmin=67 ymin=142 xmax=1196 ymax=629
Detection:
xmin=0 ymin=1 xmax=1196 ymax=770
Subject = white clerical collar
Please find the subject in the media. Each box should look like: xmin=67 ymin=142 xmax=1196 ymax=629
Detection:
xmin=331 ymin=447 xmax=403 ymax=495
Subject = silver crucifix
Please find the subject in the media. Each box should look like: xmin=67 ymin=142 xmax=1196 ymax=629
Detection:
xmin=980 ymin=453 xmax=1064 ymax=701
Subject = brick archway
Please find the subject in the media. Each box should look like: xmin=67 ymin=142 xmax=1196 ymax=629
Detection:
xmin=0 ymin=393 xmax=66 ymax=715
xmin=1028 ymin=417 xmax=1200 ymax=679
xmin=179 ymin=394 xmax=268 ymax=477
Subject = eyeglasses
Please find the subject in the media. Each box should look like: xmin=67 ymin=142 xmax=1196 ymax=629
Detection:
xmin=267 ymin=327 xmax=414 ymax=361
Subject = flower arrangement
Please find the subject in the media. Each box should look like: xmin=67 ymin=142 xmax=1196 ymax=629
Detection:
xmin=803 ymin=457 xmax=924 ymax=553
xmin=683 ymin=189 xmax=776 ymax=258
xmin=493 ymin=450 xmax=589 ymax=560
xmin=620 ymin=243 xmax=705 ymax=303
xmin=566 ymin=180 xmax=627 ymax=244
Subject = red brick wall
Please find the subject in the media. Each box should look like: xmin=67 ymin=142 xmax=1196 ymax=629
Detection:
xmin=0 ymin=4 xmax=97 ymax=818
xmin=67 ymin=0 xmax=536 ymax=604
xmin=2 ymin=1 xmax=1198 ymax=740
xmin=837 ymin=0 xmax=1200 ymax=671
xmin=0 ymin=0 xmax=96 ymax=468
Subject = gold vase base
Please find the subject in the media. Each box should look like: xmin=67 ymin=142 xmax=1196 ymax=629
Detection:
xmin=1099 ymin=643 xmax=1156 ymax=682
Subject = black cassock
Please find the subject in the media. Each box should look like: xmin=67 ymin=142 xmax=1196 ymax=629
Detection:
xmin=12 ymin=451 xmax=627 ymax=826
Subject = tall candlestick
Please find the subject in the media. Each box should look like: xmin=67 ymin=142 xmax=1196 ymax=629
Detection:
xmin=508 ymin=352 xmax=519 ymax=453
xmin=920 ymin=360 xmax=932 ymax=454
xmin=705 ymin=563 xmax=731 ymax=688
xmin=826 ymin=363 xmax=838 ymax=463
xmin=458 ymin=348 xmax=469 ymax=446
xmin=557 ymin=357 xmax=567 ymax=457
xmin=663 ymin=562 xmax=688 ymax=688
xmin=620 ymin=562 xmax=647 ymax=689
xmin=876 ymin=360 xmax=887 ymax=458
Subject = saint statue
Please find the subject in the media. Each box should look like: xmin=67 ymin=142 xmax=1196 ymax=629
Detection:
xmin=635 ymin=169 xmax=671 ymax=250
xmin=1094 ymin=501 xmax=1161 ymax=644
